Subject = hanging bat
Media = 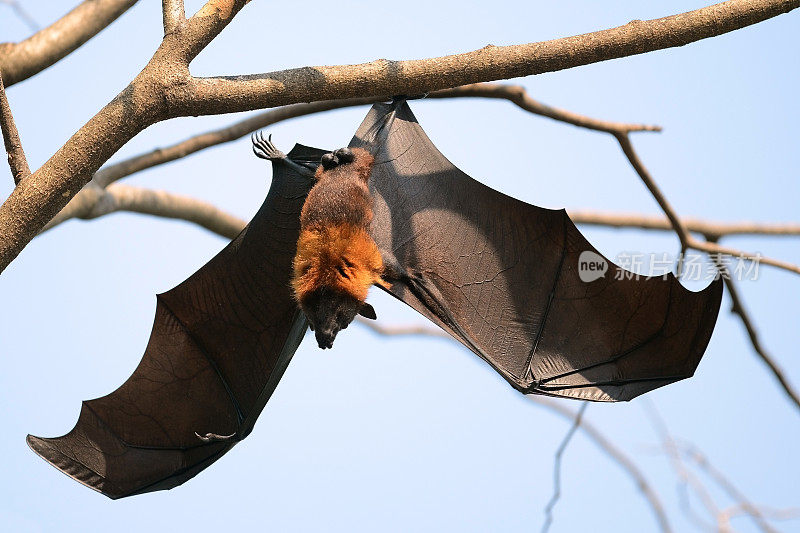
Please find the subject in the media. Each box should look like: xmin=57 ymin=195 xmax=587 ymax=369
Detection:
xmin=27 ymin=100 xmax=723 ymax=499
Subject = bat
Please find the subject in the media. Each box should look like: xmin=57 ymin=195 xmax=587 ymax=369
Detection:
xmin=28 ymin=99 xmax=723 ymax=499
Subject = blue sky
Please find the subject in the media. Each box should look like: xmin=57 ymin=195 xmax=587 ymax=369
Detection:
xmin=1 ymin=1 xmax=798 ymax=531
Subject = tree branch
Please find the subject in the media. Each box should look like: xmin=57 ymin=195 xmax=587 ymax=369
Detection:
xmin=0 ymin=0 xmax=139 ymax=88
xmin=614 ymin=133 xmax=800 ymax=276
xmin=541 ymin=402 xmax=588 ymax=533
xmin=710 ymin=254 xmax=800 ymax=412
xmin=430 ymin=83 xmax=661 ymax=135
xmin=176 ymin=0 xmax=800 ymax=115
xmin=567 ymin=211 xmax=800 ymax=238
xmin=92 ymin=83 xmax=660 ymax=190
xmin=1 ymin=0 xmax=798 ymax=274
xmin=1 ymin=0 xmax=39 ymax=31
xmin=354 ymin=316 xmax=450 ymax=338
xmin=0 ymin=71 xmax=30 ymax=184
xmin=532 ymin=397 xmax=671 ymax=533
xmin=162 ymin=0 xmax=185 ymax=35
xmin=40 ymin=183 xmax=247 ymax=239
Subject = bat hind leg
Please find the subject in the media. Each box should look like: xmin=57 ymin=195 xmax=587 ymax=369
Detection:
xmin=252 ymin=132 xmax=287 ymax=161
xmin=252 ymin=131 xmax=316 ymax=178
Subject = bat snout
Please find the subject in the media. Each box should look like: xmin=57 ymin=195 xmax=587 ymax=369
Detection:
xmin=315 ymin=328 xmax=338 ymax=349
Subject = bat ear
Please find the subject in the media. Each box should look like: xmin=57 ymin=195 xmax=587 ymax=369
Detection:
xmin=358 ymin=302 xmax=377 ymax=320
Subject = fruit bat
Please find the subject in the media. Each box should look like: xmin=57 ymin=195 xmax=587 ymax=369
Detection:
xmin=27 ymin=100 xmax=723 ymax=499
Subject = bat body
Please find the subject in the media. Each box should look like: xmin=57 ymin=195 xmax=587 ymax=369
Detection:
xmin=28 ymin=100 xmax=723 ymax=498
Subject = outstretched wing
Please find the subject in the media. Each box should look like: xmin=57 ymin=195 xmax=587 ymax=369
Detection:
xmin=27 ymin=144 xmax=326 ymax=499
xmin=353 ymin=101 xmax=722 ymax=402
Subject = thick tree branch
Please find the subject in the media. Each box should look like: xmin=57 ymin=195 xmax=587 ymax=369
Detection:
xmin=176 ymin=0 xmax=800 ymax=115
xmin=0 ymin=0 xmax=139 ymax=88
xmin=0 ymin=71 xmax=30 ymax=184
xmin=1 ymin=0 xmax=798 ymax=275
xmin=93 ymin=83 xmax=660 ymax=189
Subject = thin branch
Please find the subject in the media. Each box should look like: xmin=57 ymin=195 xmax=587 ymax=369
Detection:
xmin=354 ymin=316 xmax=450 ymax=338
xmin=644 ymin=401 xmax=721 ymax=531
xmin=710 ymin=255 xmax=800 ymax=412
xmin=0 ymin=0 xmax=40 ymax=31
xmin=532 ymin=397 xmax=671 ymax=533
xmin=614 ymin=133 xmax=800 ymax=276
xmin=0 ymin=0 xmax=139 ymax=87
xmin=0 ymin=71 xmax=30 ymax=184
xmin=40 ymin=183 xmax=247 ymax=239
xmin=541 ymin=401 xmax=588 ymax=533
xmin=567 ymin=211 xmax=800 ymax=238
xmin=162 ymin=0 xmax=185 ymax=34
xmin=681 ymin=443 xmax=791 ymax=533
xmin=94 ymin=96 xmax=383 ymax=188
xmin=431 ymin=83 xmax=660 ymax=134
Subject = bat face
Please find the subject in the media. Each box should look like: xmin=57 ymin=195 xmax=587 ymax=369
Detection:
xmin=292 ymin=225 xmax=384 ymax=349
xmin=299 ymin=286 xmax=375 ymax=349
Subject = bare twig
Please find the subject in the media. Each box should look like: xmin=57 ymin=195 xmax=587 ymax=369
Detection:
xmin=614 ymin=133 xmax=800 ymax=276
xmin=710 ymin=255 xmax=800 ymax=412
xmin=162 ymin=0 xmax=185 ymax=34
xmin=567 ymin=211 xmax=800 ymax=238
xmin=1 ymin=0 xmax=40 ymax=31
xmin=644 ymin=401 xmax=721 ymax=531
xmin=681 ymin=443 xmax=793 ymax=533
xmin=0 ymin=71 xmax=30 ymax=184
xmin=533 ymin=398 xmax=671 ymax=532
xmin=40 ymin=183 xmax=247 ymax=239
xmin=354 ymin=316 xmax=450 ymax=338
xmin=0 ymin=0 xmax=139 ymax=87
xmin=2 ymin=0 xmax=799 ymax=274
xmin=541 ymin=401 xmax=588 ymax=533
xmin=431 ymin=83 xmax=660 ymax=135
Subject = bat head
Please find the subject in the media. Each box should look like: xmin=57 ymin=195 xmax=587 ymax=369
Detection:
xmin=292 ymin=223 xmax=387 ymax=349
xmin=300 ymin=287 xmax=377 ymax=349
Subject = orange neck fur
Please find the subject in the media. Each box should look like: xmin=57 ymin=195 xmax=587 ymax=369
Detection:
xmin=292 ymin=224 xmax=386 ymax=305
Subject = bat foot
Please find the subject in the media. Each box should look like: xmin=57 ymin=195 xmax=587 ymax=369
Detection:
xmin=252 ymin=132 xmax=286 ymax=161
xmin=195 ymin=431 xmax=236 ymax=443
xmin=320 ymin=148 xmax=355 ymax=170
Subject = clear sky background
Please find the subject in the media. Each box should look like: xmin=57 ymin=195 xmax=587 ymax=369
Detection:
xmin=1 ymin=1 xmax=798 ymax=532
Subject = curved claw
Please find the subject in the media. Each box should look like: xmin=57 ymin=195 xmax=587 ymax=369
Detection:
xmin=252 ymin=131 xmax=286 ymax=161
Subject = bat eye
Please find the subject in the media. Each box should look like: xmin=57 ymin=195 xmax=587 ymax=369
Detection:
xmin=336 ymin=264 xmax=350 ymax=279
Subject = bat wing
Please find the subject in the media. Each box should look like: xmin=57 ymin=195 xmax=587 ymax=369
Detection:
xmin=27 ymin=144 xmax=326 ymax=498
xmin=352 ymin=101 xmax=723 ymax=402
